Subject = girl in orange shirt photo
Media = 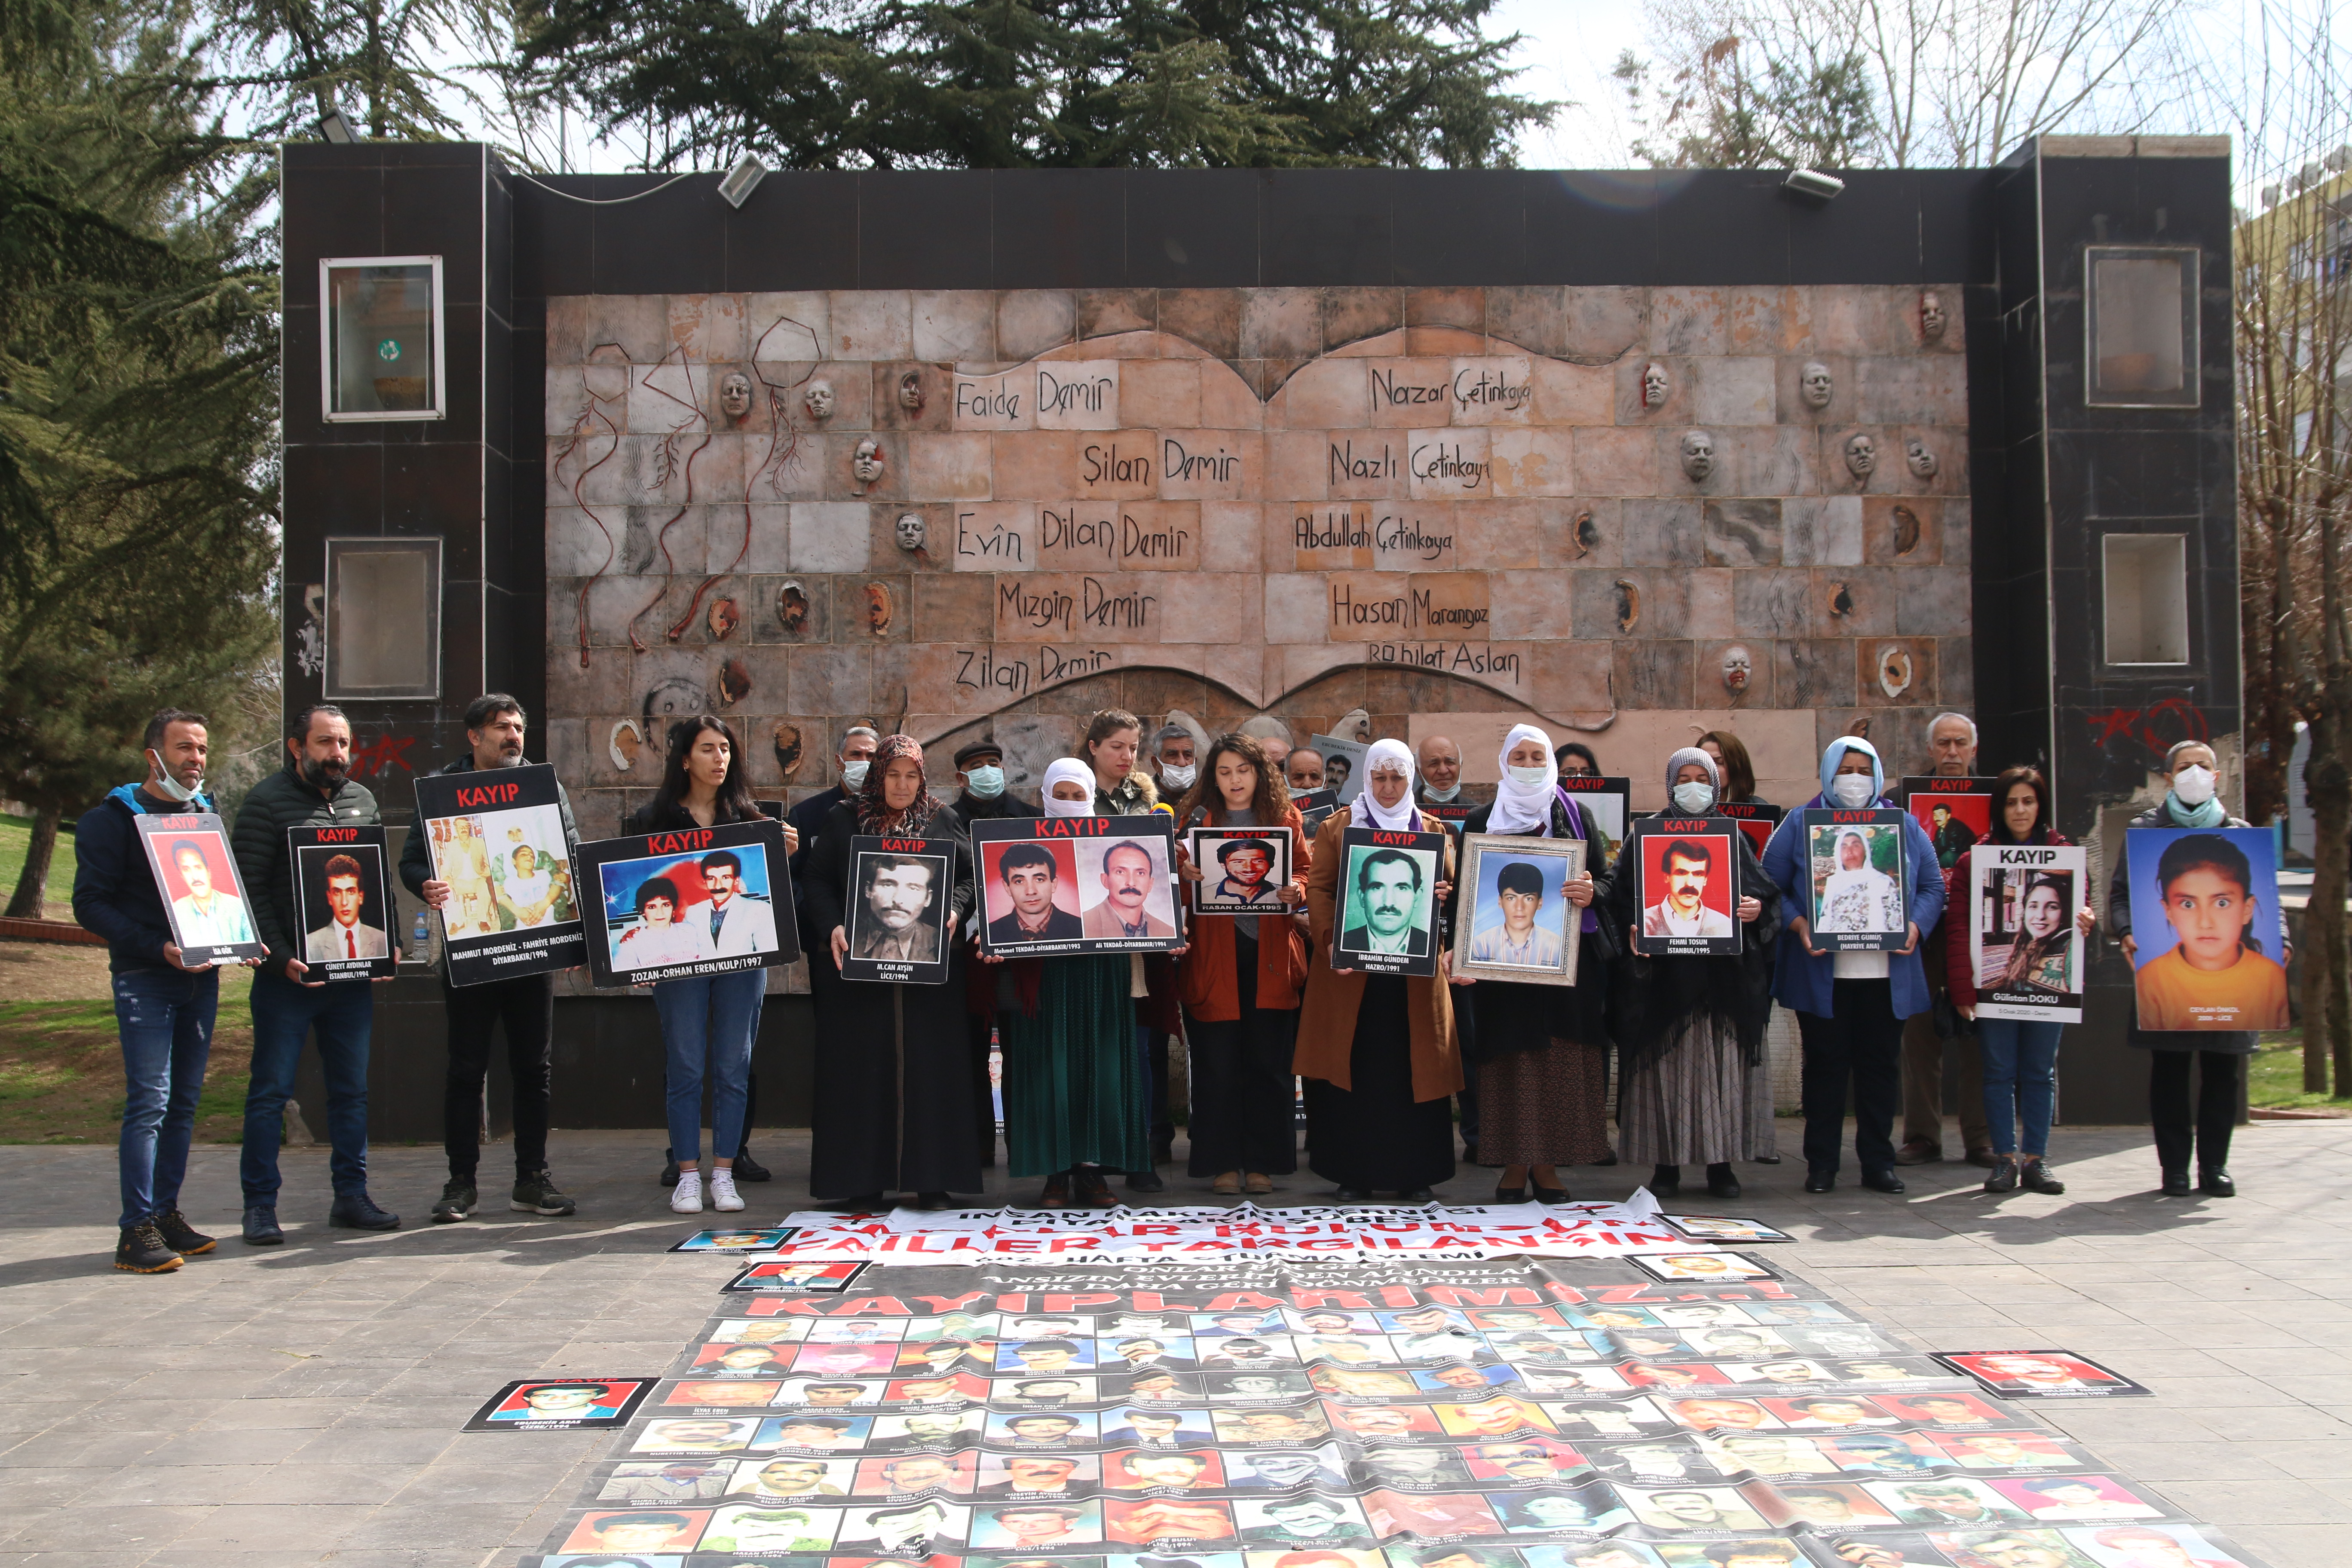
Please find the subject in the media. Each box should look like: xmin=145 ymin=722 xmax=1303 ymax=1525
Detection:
xmin=2133 ymin=834 xmax=2289 ymax=1031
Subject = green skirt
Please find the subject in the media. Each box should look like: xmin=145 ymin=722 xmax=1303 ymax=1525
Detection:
xmin=999 ymin=954 xmax=1149 ymax=1178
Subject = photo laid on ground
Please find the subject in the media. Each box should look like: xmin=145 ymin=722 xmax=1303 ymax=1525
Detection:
xmin=2125 ymin=826 xmax=2291 ymax=1032
xmin=1932 ymin=1351 xmax=2153 ymax=1399
xmin=579 ymin=817 xmax=796 ymax=987
xmin=670 ymin=1228 xmax=800 ymax=1253
xmin=722 ymin=1261 xmax=873 ymax=1294
xmin=1628 ymin=1252 xmax=1779 ymax=1284
xmin=1901 ymin=775 xmax=1996 ymax=871
xmin=413 ymin=763 xmax=585 ymax=983
xmin=289 ymin=826 xmax=398 ymax=980
xmin=1658 ymin=1216 xmax=1796 ymax=1244
xmin=1555 ymin=775 xmax=1631 ymax=871
xmin=1801 ymin=808 xmax=1912 ymax=952
xmin=466 ymin=1377 xmax=657 ymax=1430
xmin=1971 ymin=844 xmax=2089 ymax=1024
xmin=843 ymin=836 xmax=956 ymax=984
xmin=1452 ymin=833 xmax=1582 ymax=986
xmin=973 ymin=817 xmax=1182 ymax=958
xmin=135 ymin=813 xmax=266 ymax=966
xmin=1628 ymin=819 xmax=1742 ymax=957
xmin=1309 ymin=733 xmax=1371 ymax=805
xmin=1335 ymin=827 xmax=1446 ymax=978
xmin=1190 ymin=829 xmax=1292 ymax=916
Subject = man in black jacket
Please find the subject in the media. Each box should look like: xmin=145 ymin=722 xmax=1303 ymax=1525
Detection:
xmin=230 ymin=704 xmax=399 ymax=1243
xmin=71 ymin=708 xmax=263 ymax=1272
xmin=398 ymin=694 xmax=581 ymax=1224
xmin=943 ymin=738 xmax=1040 ymax=1166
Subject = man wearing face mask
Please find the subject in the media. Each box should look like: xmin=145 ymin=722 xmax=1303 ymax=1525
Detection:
xmin=231 ymin=704 xmax=401 ymax=1242
xmin=791 ymin=725 xmax=881 ymax=887
xmin=73 ymin=709 xmax=271 ymax=1273
xmin=946 ymin=738 xmax=1042 ymax=1165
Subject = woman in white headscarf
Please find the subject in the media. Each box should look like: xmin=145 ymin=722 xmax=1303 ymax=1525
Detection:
xmin=1294 ymin=739 xmax=1462 ymax=1200
xmin=1452 ymin=724 xmax=1614 ymax=1203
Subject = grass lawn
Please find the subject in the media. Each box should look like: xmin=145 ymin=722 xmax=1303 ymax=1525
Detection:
xmin=2248 ymin=1031 xmax=2352 ymax=1112
xmin=0 ymin=812 xmax=80 ymax=922
xmin=0 ymin=961 xmax=253 ymax=1143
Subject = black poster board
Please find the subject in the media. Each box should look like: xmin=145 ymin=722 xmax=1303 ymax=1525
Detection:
xmin=1713 ymin=799 xmax=1785 ymax=860
xmin=288 ymin=824 xmax=398 ymax=980
xmin=1292 ymin=788 xmax=1339 ymax=834
xmin=1626 ymin=816 xmax=1744 ymax=956
xmin=466 ymin=1376 xmax=656 ymax=1430
xmin=135 ymin=813 xmax=267 ymax=966
xmin=1900 ymin=774 xmax=1997 ymax=872
xmin=971 ymin=816 xmax=1182 ymax=957
xmin=577 ymin=817 xmax=798 ymax=987
xmin=1334 ymin=826 xmax=1447 ymax=977
xmin=1800 ymin=807 xmax=1913 ymax=952
xmin=1188 ymin=827 xmax=1292 ymax=917
xmin=413 ymin=764 xmax=587 ymax=985
xmin=842 ymin=836 xmax=956 ymax=984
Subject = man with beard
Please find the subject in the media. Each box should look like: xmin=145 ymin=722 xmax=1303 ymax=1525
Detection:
xmin=233 ymin=705 xmax=400 ymax=1242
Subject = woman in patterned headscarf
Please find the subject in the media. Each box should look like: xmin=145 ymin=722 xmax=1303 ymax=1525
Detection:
xmin=802 ymin=734 xmax=982 ymax=1207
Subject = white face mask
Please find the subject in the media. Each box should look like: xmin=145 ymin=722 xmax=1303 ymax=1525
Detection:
xmin=147 ymin=750 xmax=204 ymax=802
xmin=962 ymin=765 xmax=1005 ymax=799
xmin=841 ymin=760 xmax=871 ymax=790
xmin=1506 ymin=765 xmax=1553 ymax=788
xmin=1672 ymin=782 xmax=1715 ymax=815
xmin=2171 ymin=764 xmax=2216 ymax=805
xmin=1160 ymin=763 xmax=1197 ymax=790
xmin=1831 ymin=773 xmax=1876 ymax=808
xmin=1422 ymin=780 xmax=1461 ymax=802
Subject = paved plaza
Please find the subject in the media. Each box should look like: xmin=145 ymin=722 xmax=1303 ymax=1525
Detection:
xmin=1 ymin=1119 xmax=2347 ymax=1568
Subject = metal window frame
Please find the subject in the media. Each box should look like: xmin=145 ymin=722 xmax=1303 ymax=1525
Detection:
xmin=322 ymin=535 xmax=444 ymax=699
xmin=319 ymin=254 xmax=447 ymax=422
xmin=2083 ymin=244 xmax=2201 ymax=409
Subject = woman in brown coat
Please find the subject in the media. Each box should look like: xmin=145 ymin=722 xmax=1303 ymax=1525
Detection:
xmin=1295 ymin=739 xmax=1461 ymax=1200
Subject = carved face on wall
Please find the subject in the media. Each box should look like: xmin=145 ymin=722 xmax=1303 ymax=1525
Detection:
xmin=1844 ymin=432 xmax=1877 ymax=478
xmin=778 ymin=579 xmax=810 ymax=637
xmin=1721 ymin=644 xmax=1752 ymax=693
xmin=719 ymin=372 xmax=753 ymax=420
xmin=852 ymin=438 xmax=885 ymax=490
xmin=707 ymin=597 xmax=741 ymax=641
xmin=803 ymin=378 xmax=836 ymax=422
xmin=1642 ymin=361 xmax=1669 ymax=408
xmin=898 ymin=371 xmax=926 ymax=413
xmin=1878 ymin=644 xmax=1914 ymax=700
xmin=1905 ymin=438 xmax=1938 ymax=479
xmin=895 ymin=512 xmax=927 ymax=552
xmin=774 ymin=722 xmax=805 ymax=781
xmin=1801 ymin=362 xmax=1833 ymax=410
xmin=1920 ymin=292 xmax=1948 ymax=340
xmin=1679 ymin=429 xmax=1715 ymax=482
xmin=608 ymin=719 xmax=643 ymax=772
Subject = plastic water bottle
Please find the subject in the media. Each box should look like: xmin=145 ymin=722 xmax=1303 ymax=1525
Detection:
xmin=411 ymin=907 xmax=432 ymax=963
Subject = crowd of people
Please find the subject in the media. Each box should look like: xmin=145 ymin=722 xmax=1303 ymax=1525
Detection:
xmin=74 ymin=697 xmax=2267 ymax=1271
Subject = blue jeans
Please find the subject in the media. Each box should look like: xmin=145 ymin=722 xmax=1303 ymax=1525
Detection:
xmin=242 ymin=968 xmax=374 ymax=1203
xmin=1978 ymin=1018 xmax=2064 ymax=1157
xmin=114 ymin=967 xmax=219 ymax=1228
xmin=655 ymin=970 xmax=764 ymax=1165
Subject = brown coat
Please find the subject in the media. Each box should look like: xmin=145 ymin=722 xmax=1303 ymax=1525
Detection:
xmin=1292 ymin=811 xmax=1462 ymax=1102
xmin=1177 ymin=807 xmax=1314 ymax=1020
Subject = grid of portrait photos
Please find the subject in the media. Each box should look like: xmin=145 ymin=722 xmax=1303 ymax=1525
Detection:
xmin=972 ymin=818 xmax=1183 ymax=959
xmin=1336 ymin=828 xmax=1448 ymax=978
xmin=1191 ymin=830 xmax=1295 ymax=919
xmin=845 ymin=837 xmax=959 ymax=985
xmin=1625 ymin=821 xmax=1741 ymax=959
xmin=1799 ymin=810 xmax=1911 ymax=954
xmin=1969 ymin=845 xmax=2088 ymax=1024
xmin=135 ymin=812 xmax=266 ymax=966
xmin=1451 ymin=835 xmax=1583 ymax=987
xmin=414 ymin=763 xmax=588 ymax=984
xmin=579 ymin=817 xmax=798 ymax=988
xmin=289 ymin=824 xmax=398 ymax=980
xmin=2123 ymin=826 xmax=2292 ymax=1032
xmin=508 ymin=1256 xmax=2273 ymax=1568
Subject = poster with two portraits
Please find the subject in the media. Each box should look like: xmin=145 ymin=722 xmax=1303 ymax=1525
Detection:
xmin=413 ymin=765 xmax=587 ymax=985
xmin=576 ymin=818 xmax=798 ymax=988
xmin=971 ymin=816 xmax=1182 ymax=958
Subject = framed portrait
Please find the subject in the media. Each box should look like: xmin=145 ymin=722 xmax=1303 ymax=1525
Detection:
xmin=578 ymin=817 xmax=797 ymax=988
xmin=412 ymin=764 xmax=586 ymax=984
xmin=2125 ymin=826 xmax=2291 ymax=1031
xmin=1930 ymin=1350 xmax=2152 ymax=1399
xmin=1291 ymin=788 xmax=1339 ymax=835
xmin=1335 ymin=827 xmax=1446 ymax=978
xmin=134 ymin=814 xmax=266 ymax=966
xmin=1657 ymin=1215 xmax=1795 ymax=1244
xmin=1451 ymin=833 xmax=1582 ymax=986
xmin=1901 ymin=775 xmax=1996 ymax=872
xmin=465 ymin=1376 xmax=655 ymax=1431
xmin=1801 ymin=808 xmax=1912 ymax=952
xmin=723 ymin=1260 xmax=873 ymax=1294
xmin=843 ymin=836 xmax=955 ymax=984
xmin=1626 ymin=1252 xmax=1779 ymax=1285
xmin=1972 ymin=844 xmax=2087 ymax=1024
xmin=1190 ymin=829 xmax=1292 ymax=917
xmin=1554 ymin=775 xmax=1630 ymax=871
xmin=972 ymin=817 xmax=1182 ymax=957
xmin=289 ymin=825 xmax=397 ymax=980
xmin=1626 ymin=818 xmax=1742 ymax=957
xmin=1714 ymin=800 xmax=1784 ymax=860
xmin=1308 ymin=733 xmax=1370 ymax=804
xmin=671 ymin=1227 xmax=799 ymax=1253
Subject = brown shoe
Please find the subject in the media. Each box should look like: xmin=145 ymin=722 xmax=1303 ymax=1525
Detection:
xmin=1075 ymin=1169 xmax=1118 ymax=1208
xmin=1893 ymin=1142 xmax=1942 ymax=1166
xmin=1213 ymin=1171 xmax=1241 ymax=1195
xmin=1035 ymin=1172 xmax=1072 ymax=1209
xmin=1245 ymin=1173 xmax=1273 ymax=1195
xmin=1965 ymin=1147 xmax=1999 ymax=1169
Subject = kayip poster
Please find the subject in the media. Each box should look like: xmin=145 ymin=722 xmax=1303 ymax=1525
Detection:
xmin=1626 ymin=819 xmax=1742 ymax=958
xmin=1310 ymin=734 xmax=1372 ymax=805
xmin=2125 ymin=827 xmax=2292 ymax=1032
xmin=1899 ymin=777 xmax=1995 ymax=872
xmin=135 ymin=813 xmax=266 ymax=966
xmin=578 ymin=818 xmax=798 ymax=988
xmin=467 ymin=1377 xmax=655 ymax=1430
xmin=972 ymin=817 xmax=1182 ymax=959
xmin=413 ymin=764 xmax=587 ymax=984
xmin=1293 ymin=788 xmax=1341 ymax=835
xmin=843 ymin=836 xmax=957 ymax=984
xmin=1452 ymin=834 xmax=1582 ymax=986
xmin=515 ymin=1251 xmax=2271 ymax=1568
xmin=1932 ymin=1351 xmax=2152 ymax=1400
xmin=1191 ymin=829 xmax=1295 ymax=917
xmin=1970 ymin=845 xmax=2088 ymax=1024
xmin=1555 ymin=776 xmax=1632 ymax=871
xmin=1714 ymin=800 xmax=1785 ymax=861
xmin=288 ymin=824 xmax=397 ymax=980
xmin=1801 ymin=810 xmax=1912 ymax=953
xmin=1335 ymin=827 xmax=1447 ymax=977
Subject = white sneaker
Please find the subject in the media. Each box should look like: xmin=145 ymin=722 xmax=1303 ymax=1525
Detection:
xmin=709 ymin=1169 xmax=745 ymax=1212
xmin=671 ymin=1171 xmax=704 ymax=1213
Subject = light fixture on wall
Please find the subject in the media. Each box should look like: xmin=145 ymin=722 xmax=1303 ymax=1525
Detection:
xmin=1781 ymin=168 xmax=1844 ymax=202
xmin=317 ymin=104 xmax=357 ymax=144
xmin=719 ymin=152 xmax=769 ymax=209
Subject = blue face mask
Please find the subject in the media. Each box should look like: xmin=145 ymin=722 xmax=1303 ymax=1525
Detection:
xmin=962 ymin=766 xmax=1005 ymax=799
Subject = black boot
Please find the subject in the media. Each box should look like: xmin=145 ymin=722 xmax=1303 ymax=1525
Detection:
xmin=1648 ymin=1164 xmax=1681 ymax=1199
xmin=114 ymin=1221 xmax=182 ymax=1273
xmin=1704 ymin=1163 xmax=1740 ymax=1200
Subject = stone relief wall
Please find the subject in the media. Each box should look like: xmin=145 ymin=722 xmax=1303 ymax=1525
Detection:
xmin=542 ymin=285 xmax=1969 ymax=833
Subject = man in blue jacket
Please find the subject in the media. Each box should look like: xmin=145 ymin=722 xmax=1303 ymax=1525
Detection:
xmin=71 ymin=709 xmax=262 ymax=1272
xmin=1762 ymin=736 xmax=1945 ymax=1195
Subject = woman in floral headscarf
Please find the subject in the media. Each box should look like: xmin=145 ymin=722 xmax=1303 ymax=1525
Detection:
xmin=802 ymin=734 xmax=982 ymax=1207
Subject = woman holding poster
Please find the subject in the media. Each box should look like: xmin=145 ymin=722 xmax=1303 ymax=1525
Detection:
xmin=2106 ymin=741 xmax=2290 ymax=1198
xmin=1603 ymin=748 xmax=1776 ymax=1202
xmin=802 ymin=735 xmax=980 ymax=1208
xmin=1943 ymin=767 xmax=2097 ymax=1197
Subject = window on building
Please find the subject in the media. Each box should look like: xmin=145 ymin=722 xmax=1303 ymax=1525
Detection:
xmin=2085 ymin=246 xmax=2199 ymax=408
xmin=321 ymin=257 xmax=444 ymax=420
xmin=324 ymin=537 xmax=441 ymax=698
xmin=2102 ymin=533 xmax=2190 ymax=666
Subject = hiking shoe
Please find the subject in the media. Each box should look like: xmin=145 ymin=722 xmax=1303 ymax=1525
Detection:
xmin=115 ymin=1221 xmax=183 ymax=1273
xmin=511 ymin=1170 xmax=576 ymax=1216
xmin=432 ymin=1180 xmax=478 ymax=1223
xmin=152 ymin=1209 xmax=215 ymax=1255
xmin=328 ymin=1192 xmax=401 ymax=1231
xmin=242 ymin=1204 xmax=284 ymax=1245
xmin=671 ymin=1170 xmax=705 ymax=1213
xmin=1984 ymin=1156 xmax=2020 ymax=1195
xmin=2019 ymin=1158 xmax=2066 ymax=1196
xmin=709 ymin=1168 xmax=746 ymax=1212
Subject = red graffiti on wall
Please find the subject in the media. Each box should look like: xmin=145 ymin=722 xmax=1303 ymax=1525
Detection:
xmin=2085 ymin=698 xmax=2209 ymax=756
xmin=350 ymin=733 xmax=417 ymax=778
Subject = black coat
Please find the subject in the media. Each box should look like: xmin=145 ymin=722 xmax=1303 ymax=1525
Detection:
xmin=1454 ymin=798 xmax=1616 ymax=1062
